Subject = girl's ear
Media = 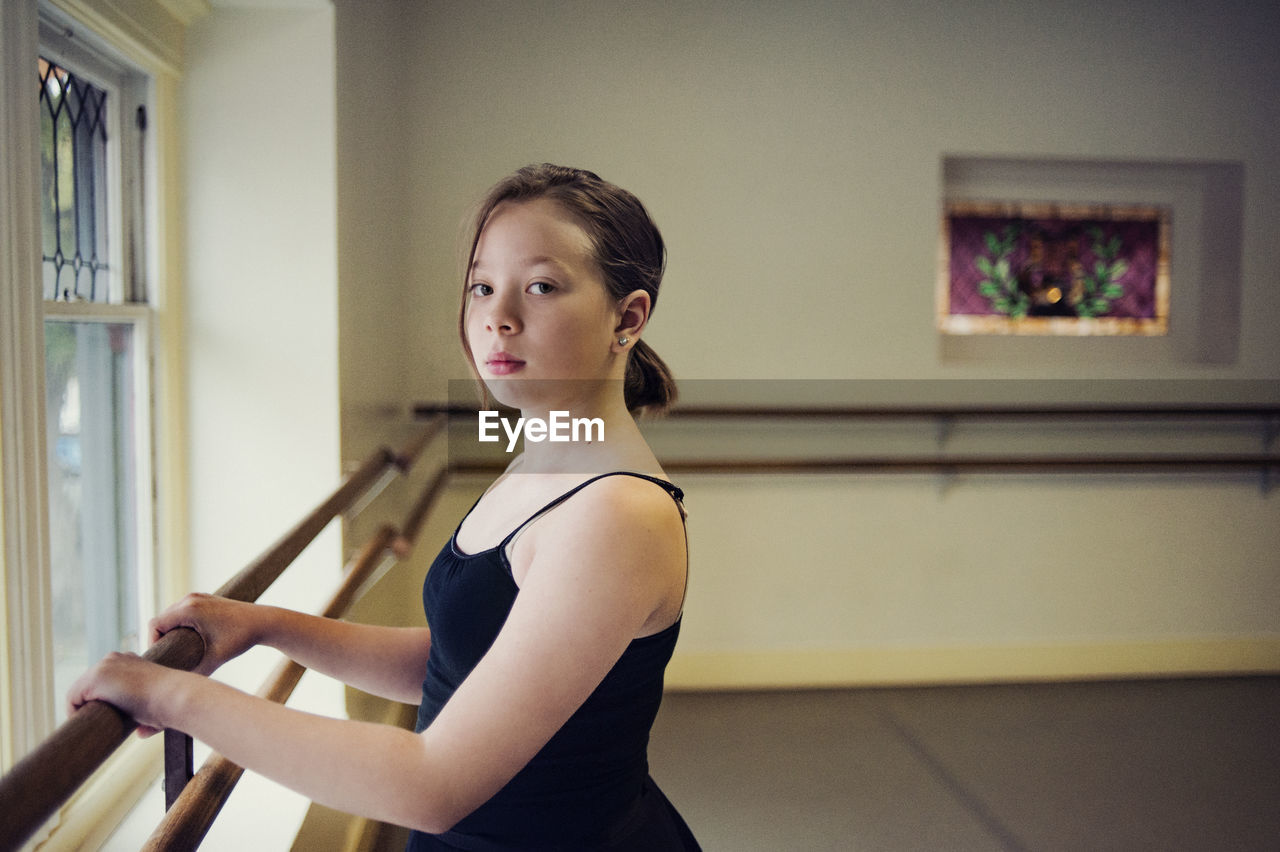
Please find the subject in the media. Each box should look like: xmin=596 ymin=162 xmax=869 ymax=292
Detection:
xmin=613 ymin=290 xmax=651 ymax=351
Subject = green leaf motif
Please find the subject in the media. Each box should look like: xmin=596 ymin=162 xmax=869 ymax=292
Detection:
xmin=1110 ymin=260 xmax=1128 ymax=281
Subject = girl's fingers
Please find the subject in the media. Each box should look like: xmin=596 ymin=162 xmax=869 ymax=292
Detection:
xmin=67 ymin=653 xmax=157 ymax=725
xmin=150 ymin=592 xmax=210 ymax=643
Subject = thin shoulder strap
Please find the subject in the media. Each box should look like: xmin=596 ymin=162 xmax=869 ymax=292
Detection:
xmin=498 ymin=471 xmax=685 ymax=550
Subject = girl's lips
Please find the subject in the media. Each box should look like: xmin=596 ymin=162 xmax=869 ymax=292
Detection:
xmin=485 ymin=357 xmax=525 ymax=376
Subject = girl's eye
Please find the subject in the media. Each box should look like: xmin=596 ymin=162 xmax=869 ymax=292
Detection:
xmin=468 ymin=282 xmax=493 ymax=297
xmin=528 ymin=281 xmax=554 ymax=295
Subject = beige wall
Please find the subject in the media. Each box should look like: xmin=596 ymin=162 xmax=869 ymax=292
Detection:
xmin=333 ymin=0 xmax=1280 ymax=688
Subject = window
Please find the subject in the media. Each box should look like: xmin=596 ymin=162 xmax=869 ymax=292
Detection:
xmin=37 ymin=20 xmax=156 ymax=723
xmin=1 ymin=3 xmax=192 ymax=837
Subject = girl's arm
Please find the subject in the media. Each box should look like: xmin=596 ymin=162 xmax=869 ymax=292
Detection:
xmin=71 ymin=476 xmax=687 ymax=833
xmin=70 ymin=655 xmax=472 ymax=832
xmin=152 ymin=595 xmax=429 ymax=705
xmin=252 ymin=607 xmax=430 ymax=705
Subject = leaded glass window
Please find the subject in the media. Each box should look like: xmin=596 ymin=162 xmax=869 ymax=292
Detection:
xmin=39 ymin=57 xmax=111 ymax=303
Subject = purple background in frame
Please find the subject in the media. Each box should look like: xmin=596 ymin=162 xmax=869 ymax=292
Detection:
xmin=948 ymin=215 xmax=1162 ymax=318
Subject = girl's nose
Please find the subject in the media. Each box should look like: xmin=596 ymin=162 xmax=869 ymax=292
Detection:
xmin=485 ymin=295 xmax=521 ymax=334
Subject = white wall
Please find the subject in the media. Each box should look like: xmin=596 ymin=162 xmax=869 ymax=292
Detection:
xmin=180 ymin=6 xmax=341 ymax=847
xmin=101 ymin=0 xmax=1276 ymax=843
xmin=185 ymin=5 xmax=340 ymax=624
xmin=97 ymin=1 xmax=1279 ymax=845
xmin=347 ymin=0 xmax=1280 ymax=685
xmin=400 ymin=0 xmax=1280 ymax=391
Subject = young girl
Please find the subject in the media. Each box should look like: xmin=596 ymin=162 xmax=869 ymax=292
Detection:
xmin=70 ymin=164 xmax=700 ymax=850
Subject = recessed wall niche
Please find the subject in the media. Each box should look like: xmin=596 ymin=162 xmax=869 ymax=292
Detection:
xmin=939 ymin=155 xmax=1243 ymax=368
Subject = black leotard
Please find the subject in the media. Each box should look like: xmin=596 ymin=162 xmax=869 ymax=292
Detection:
xmin=406 ymin=472 xmax=700 ymax=851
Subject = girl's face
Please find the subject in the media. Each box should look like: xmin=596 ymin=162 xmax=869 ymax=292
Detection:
xmin=464 ymin=198 xmax=622 ymax=410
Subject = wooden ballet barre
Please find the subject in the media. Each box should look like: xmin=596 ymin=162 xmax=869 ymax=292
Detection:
xmin=659 ymin=403 xmax=1280 ymax=419
xmin=449 ymin=454 xmax=1280 ymax=476
xmin=147 ymin=459 xmax=450 ymax=851
xmin=0 ymin=444 xmax=401 ymax=852
xmin=144 ymin=525 xmax=399 ymax=852
xmin=392 ymin=412 xmax=448 ymax=472
xmin=414 ymin=401 xmax=1280 ymax=420
xmin=421 ymin=399 xmax=1280 ymax=479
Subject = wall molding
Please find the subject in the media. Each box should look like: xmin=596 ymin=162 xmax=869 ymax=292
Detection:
xmin=666 ymin=636 xmax=1280 ymax=691
xmin=45 ymin=0 xmax=208 ymax=77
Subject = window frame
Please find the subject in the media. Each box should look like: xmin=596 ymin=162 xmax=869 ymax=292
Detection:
xmin=1 ymin=0 xmax=197 ymax=845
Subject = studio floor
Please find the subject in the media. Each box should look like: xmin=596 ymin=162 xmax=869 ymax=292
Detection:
xmin=647 ymin=676 xmax=1280 ymax=851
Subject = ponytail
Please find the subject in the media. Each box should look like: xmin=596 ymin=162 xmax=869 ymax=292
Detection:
xmin=624 ymin=339 xmax=677 ymax=415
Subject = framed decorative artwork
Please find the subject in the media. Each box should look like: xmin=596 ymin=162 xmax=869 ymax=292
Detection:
xmin=938 ymin=201 xmax=1170 ymax=335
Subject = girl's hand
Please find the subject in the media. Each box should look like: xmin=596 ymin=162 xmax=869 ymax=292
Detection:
xmin=66 ymin=652 xmax=179 ymax=736
xmin=150 ymin=593 xmax=264 ymax=676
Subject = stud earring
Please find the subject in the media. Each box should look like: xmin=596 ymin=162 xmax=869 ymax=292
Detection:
xmin=618 ymin=336 xmax=629 ymax=346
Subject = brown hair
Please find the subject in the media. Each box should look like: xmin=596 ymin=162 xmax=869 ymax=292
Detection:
xmin=459 ymin=164 xmax=677 ymax=414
